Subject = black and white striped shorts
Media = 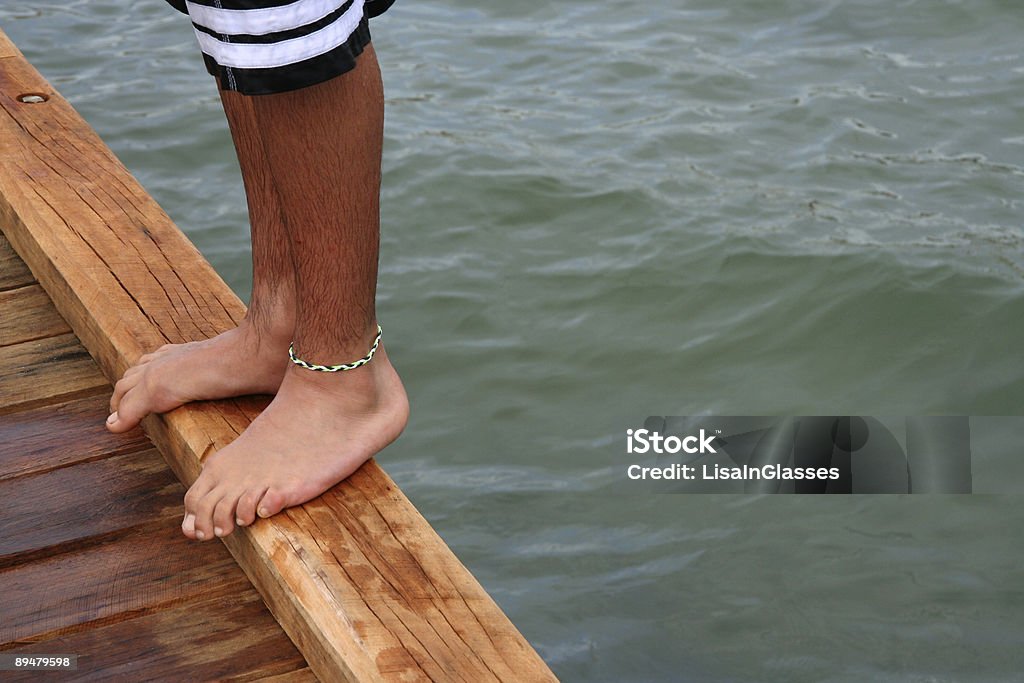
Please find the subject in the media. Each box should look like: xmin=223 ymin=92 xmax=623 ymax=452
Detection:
xmin=166 ymin=0 xmax=395 ymax=95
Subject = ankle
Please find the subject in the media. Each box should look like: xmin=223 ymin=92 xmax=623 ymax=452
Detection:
xmin=239 ymin=311 xmax=294 ymax=350
xmin=283 ymin=346 xmax=395 ymax=404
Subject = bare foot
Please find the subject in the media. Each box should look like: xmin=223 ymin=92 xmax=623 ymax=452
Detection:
xmin=180 ymin=345 xmax=409 ymax=540
xmin=106 ymin=315 xmax=293 ymax=433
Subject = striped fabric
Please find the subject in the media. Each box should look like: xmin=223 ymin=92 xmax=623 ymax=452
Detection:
xmin=165 ymin=0 xmax=396 ymax=95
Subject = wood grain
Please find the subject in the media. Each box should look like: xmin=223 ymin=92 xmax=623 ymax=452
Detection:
xmin=0 ymin=283 xmax=71 ymax=346
xmin=254 ymin=668 xmax=320 ymax=683
xmin=0 ymin=392 xmax=150 ymax=482
xmin=0 ymin=233 xmax=33 ymax=290
xmin=0 ymin=522 xmax=247 ymax=646
xmin=4 ymin=590 xmax=307 ymax=682
xmin=0 ymin=333 xmax=108 ymax=415
xmin=0 ymin=28 xmax=18 ymax=60
xmin=0 ymin=448 xmax=183 ymax=568
xmin=0 ymin=27 xmax=556 ymax=682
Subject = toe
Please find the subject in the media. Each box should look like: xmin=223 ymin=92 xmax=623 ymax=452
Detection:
xmin=109 ymin=372 xmax=141 ymax=414
xmin=182 ymin=471 xmax=218 ymax=539
xmin=235 ymin=487 xmax=268 ymax=527
xmin=183 ymin=470 xmax=218 ymax=517
xmin=191 ymin=486 xmax=226 ymax=541
xmin=181 ymin=512 xmax=196 ymax=539
xmin=106 ymin=384 xmax=149 ymax=433
xmin=256 ymin=488 xmax=287 ymax=520
xmin=212 ymin=494 xmax=239 ymax=537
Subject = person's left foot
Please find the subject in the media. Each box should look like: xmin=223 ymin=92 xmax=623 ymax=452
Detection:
xmin=180 ymin=345 xmax=408 ymax=540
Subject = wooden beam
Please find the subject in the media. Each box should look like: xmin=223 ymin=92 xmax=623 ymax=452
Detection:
xmin=0 ymin=29 xmax=18 ymax=61
xmin=0 ymin=27 xmax=556 ymax=682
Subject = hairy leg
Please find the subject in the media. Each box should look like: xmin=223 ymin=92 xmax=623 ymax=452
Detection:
xmin=106 ymin=87 xmax=297 ymax=432
xmin=221 ymin=85 xmax=298 ymax=339
xmin=181 ymin=44 xmax=408 ymax=541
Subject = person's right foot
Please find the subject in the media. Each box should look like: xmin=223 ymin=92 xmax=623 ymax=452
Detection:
xmin=180 ymin=342 xmax=409 ymax=541
xmin=106 ymin=315 xmax=293 ymax=433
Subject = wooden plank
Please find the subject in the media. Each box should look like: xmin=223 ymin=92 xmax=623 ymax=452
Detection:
xmin=0 ymin=449 xmax=183 ymax=568
xmin=0 ymin=523 xmax=249 ymax=646
xmin=0 ymin=392 xmax=149 ymax=482
xmin=0 ymin=26 xmax=556 ymax=682
xmin=0 ymin=29 xmax=18 ymax=60
xmin=255 ymin=668 xmax=320 ymax=682
xmin=3 ymin=590 xmax=307 ymax=682
xmin=0 ymin=283 xmax=71 ymax=346
xmin=0 ymin=333 xmax=108 ymax=415
xmin=0 ymin=232 xmax=33 ymax=290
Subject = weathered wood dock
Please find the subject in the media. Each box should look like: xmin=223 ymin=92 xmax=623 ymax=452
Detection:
xmin=0 ymin=26 xmax=556 ymax=682
xmin=0 ymin=234 xmax=314 ymax=680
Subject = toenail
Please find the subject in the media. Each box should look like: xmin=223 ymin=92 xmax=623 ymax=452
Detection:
xmin=258 ymin=507 xmax=269 ymax=518
xmin=214 ymin=526 xmax=224 ymax=537
xmin=196 ymin=530 xmax=206 ymax=540
xmin=236 ymin=518 xmax=245 ymax=527
xmin=106 ymin=412 xmax=118 ymax=424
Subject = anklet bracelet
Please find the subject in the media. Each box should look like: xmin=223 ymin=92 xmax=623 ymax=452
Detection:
xmin=288 ymin=325 xmax=382 ymax=372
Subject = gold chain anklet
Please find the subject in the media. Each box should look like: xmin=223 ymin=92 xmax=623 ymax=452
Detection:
xmin=288 ymin=325 xmax=382 ymax=372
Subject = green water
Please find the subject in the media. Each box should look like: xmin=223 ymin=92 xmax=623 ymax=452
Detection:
xmin=5 ymin=1 xmax=1023 ymax=680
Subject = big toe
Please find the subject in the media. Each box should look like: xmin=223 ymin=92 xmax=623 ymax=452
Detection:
xmin=106 ymin=388 xmax=149 ymax=433
xmin=181 ymin=513 xmax=196 ymax=538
